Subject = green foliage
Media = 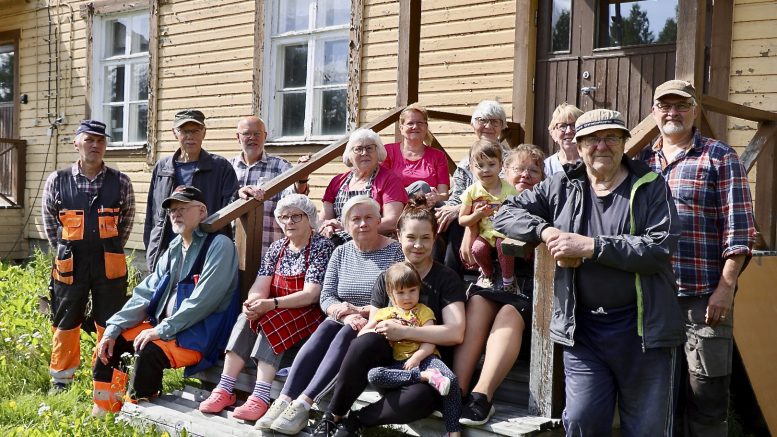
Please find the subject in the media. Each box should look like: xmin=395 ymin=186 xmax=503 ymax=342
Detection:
xmin=552 ymin=10 xmax=571 ymax=52
xmin=0 ymin=249 xmax=186 ymax=436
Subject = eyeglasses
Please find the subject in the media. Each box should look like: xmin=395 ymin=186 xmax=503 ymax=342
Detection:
xmin=507 ymin=166 xmax=542 ymax=177
xmin=581 ymin=136 xmax=624 ymax=147
xmin=654 ymin=102 xmax=695 ymax=113
xmin=176 ymin=128 xmax=204 ymax=137
xmin=238 ymin=132 xmax=265 ymax=139
xmin=167 ymin=204 xmax=201 ymax=216
xmin=403 ymin=121 xmax=427 ymax=128
xmin=556 ymin=123 xmax=575 ymax=131
xmin=475 ymin=117 xmax=502 ymax=127
xmin=278 ymin=213 xmax=305 ymax=224
xmin=352 ymin=144 xmax=377 ymax=155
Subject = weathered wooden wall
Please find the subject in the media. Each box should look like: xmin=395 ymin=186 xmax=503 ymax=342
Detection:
xmin=0 ymin=207 xmax=26 ymax=259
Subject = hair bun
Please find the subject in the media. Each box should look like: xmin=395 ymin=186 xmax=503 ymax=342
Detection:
xmin=407 ymin=193 xmax=429 ymax=209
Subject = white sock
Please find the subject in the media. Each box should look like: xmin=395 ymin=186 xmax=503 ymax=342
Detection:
xmin=502 ymin=276 xmax=514 ymax=285
xmin=293 ymin=399 xmax=311 ymax=411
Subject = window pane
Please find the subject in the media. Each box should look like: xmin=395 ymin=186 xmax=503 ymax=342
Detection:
xmin=318 ymin=38 xmax=348 ymax=85
xmin=106 ymin=105 xmax=124 ymax=140
xmin=318 ymin=88 xmax=346 ymax=135
xmin=317 ymin=0 xmax=349 ymax=28
xmin=131 ymin=63 xmax=148 ymax=100
xmin=551 ymin=0 xmax=571 ymax=52
xmin=278 ymin=0 xmax=310 ymax=33
xmin=131 ymin=15 xmax=149 ymax=54
xmin=103 ymin=65 xmax=125 ymax=102
xmin=106 ymin=19 xmax=128 ymax=57
xmin=129 ymin=103 xmax=148 ymax=143
xmin=599 ymin=0 xmax=678 ymax=48
xmin=281 ymin=92 xmax=306 ymax=136
xmin=0 ymin=47 xmax=14 ymax=103
xmin=282 ymin=44 xmax=308 ymax=88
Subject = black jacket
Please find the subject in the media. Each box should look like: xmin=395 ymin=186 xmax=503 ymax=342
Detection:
xmin=143 ymin=148 xmax=238 ymax=271
xmin=493 ymin=157 xmax=685 ymax=349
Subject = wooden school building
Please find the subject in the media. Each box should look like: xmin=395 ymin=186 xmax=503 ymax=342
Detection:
xmin=0 ymin=0 xmax=776 ymax=435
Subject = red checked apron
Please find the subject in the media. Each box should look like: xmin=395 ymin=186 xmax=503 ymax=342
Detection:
xmin=250 ymin=239 xmax=324 ymax=354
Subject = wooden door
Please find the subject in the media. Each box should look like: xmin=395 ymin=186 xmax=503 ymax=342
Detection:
xmin=534 ymin=0 xmax=678 ymax=153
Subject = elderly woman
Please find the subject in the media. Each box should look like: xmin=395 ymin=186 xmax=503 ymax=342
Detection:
xmin=544 ymin=103 xmax=584 ymax=176
xmin=198 ymin=194 xmax=335 ymax=420
xmin=256 ymin=195 xmax=404 ymax=435
xmin=382 ymin=103 xmax=450 ymax=205
xmin=320 ymin=128 xmax=408 ymax=239
xmin=313 ymin=197 xmax=467 ymax=437
xmin=494 ymin=109 xmax=685 ymax=435
xmin=435 ymin=100 xmax=511 ymax=275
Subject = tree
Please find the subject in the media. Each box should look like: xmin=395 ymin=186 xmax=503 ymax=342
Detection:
xmin=552 ymin=10 xmax=571 ymax=52
xmin=610 ymin=3 xmax=654 ymax=47
xmin=657 ymin=5 xmax=679 ymax=43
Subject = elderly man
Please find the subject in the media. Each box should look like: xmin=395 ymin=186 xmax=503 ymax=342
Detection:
xmin=231 ymin=116 xmax=310 ymax=253
xmin=640 ymin=80 xmax=756 ymax=436
xmin=92 ymin=186 xmax=240 ymax=415
xmin=144 ymin=109 xmax=238 ymax=271
xmin=42 ymin=120 xmax=135 ymax=392
xmin=496 ymin=109 xmax=685 ymax=436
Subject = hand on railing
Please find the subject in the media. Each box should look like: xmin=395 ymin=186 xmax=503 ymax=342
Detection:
xmin=238 ymin=185 xmax=265 ymax=201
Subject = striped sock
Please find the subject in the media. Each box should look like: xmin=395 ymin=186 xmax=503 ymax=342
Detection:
xmin=216 ymin=374 xmax=237 ymax=394
xmin=252 ymin=381 xmax=272 ymax=404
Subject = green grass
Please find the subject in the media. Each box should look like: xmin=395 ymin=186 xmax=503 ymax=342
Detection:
xmin=0 ymin=249 xmax=186 ymax=436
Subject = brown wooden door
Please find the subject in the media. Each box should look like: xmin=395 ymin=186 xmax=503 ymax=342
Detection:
xmin=534 ymin=0 xmax=678 ymax=153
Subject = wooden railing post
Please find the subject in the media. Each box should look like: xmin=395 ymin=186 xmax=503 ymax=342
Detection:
xmin=234 ymin=202 xmax=263 ymax=299
xmin=528 ymin=244 xmax=564 ymax=417
xmin=755 ymin=128 xmax=777 ymax=249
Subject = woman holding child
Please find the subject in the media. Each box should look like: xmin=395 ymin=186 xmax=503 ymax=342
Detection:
xmin=198 ymin=194 xmax=334 ymax=420
xmin=314 ymin=197 xmax=467 ymax=437
xmin=257 ymin=195 xmax=404 ymax=435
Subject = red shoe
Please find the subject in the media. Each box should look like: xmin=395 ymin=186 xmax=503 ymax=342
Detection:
xmin=199 ymin=388 xmax=236 ymax=414
xmin=232 ymin=395 xmax=269 ymax=421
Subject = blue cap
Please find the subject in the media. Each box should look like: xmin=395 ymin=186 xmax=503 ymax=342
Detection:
xmin=75 ymin=119 xmax=111 ymax=138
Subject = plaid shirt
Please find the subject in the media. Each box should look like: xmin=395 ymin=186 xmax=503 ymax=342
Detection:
xmin=640 ymin=130 xmax=756 ymax=296
xmin=42 ymin=162 xmax=136 ymax=247
xmin=230 ymin=152 xmax=299 ymax=254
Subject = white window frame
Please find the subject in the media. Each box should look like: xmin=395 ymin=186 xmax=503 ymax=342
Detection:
xmin=262 ymin=0 xmax=350 ymax=143
xmin=91 ymin=9 xmax=150 ymax=149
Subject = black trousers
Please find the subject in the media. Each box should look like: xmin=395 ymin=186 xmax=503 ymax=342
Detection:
xmin=92 ymin=334 xmax=171 ymax=400
xmin=328 ymin=332 xmax=439 ymax=426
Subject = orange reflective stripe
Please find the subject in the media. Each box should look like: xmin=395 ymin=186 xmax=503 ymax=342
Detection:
xmin=50 ymin=325 xmax=81 ymax=381
xmin=121 ymin=322 xmax=202 ymax=369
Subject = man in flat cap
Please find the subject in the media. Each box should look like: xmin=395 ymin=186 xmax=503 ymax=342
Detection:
xmin=42 ymin=119 xmax=136 ymax=392
xmin=92 ymin=185 xmax=240 ymax=415
xmin=640 ymin=80 xmax=756 ymax=436
xmin=144 ymin=109 xmax=238 ymax=271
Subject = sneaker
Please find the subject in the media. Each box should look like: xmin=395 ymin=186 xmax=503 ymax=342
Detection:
xmin=271 ymin=401 xmax=310 ymax=435
xmin=502 ymin=280 xmax=519 ymax=293
xmin=311 ymin=412 xmax=338 ymax=437
xmin=475 ymin=274 xmax=493 ymax=289
xmin=232 ymin=395 xmax=269 ymax=421
xmin=333 ymin=414 xmax=363 ymax=437
xmin=198 ymin=388 xmax=236 ymax=414
xmin=49 ymin=382 xmax=69 ymax=395
xmin=458 ymin=392 xmax=495 ymax=426
xmin=426 ymin=368 xmax=450 ymax=396
xmin=255 ymin=399 xmax=289 ymax=429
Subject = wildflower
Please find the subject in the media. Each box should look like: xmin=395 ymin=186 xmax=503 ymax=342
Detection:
xmin=38 ymin=402 xmax=51 ymax=415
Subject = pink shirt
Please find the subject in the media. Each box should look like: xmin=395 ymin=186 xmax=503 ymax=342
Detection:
xmin=382 ymin=142 xmax=451 ymax=189
xmin=323 ymin=166 xmax=409 ymax=213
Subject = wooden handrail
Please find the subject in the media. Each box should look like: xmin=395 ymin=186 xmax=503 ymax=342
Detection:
xmin=701 ymin=95 xmax=777 ymax=123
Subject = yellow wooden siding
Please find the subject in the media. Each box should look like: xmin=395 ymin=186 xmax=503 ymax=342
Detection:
xmin=728 ymin=0 xmax=777 ymax=193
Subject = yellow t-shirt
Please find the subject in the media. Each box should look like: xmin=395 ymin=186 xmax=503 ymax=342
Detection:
xmin=374 ymin=303 xmax=437 ymax=361
xmin=461 ymin=178 xmax=518 ymax=246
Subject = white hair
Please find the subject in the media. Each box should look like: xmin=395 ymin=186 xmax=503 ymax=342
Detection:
xmin=274 ymin=194 xmax=319 ymax=229
xmin=340 ymin=194 xmax=381 ymax=223
xmin=471 ymin=100 xmax=507 ymax=126
xmin=343 ymin=128 xmax=387 ymax=167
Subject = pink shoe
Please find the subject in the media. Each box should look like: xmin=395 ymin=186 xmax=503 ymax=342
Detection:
xmin=232 ymin=395 xmax=269 ymax=421
xmin=427 ymin=368 xmax=451 ymax=396
xmin=199 ymin=388 xmax=236 ymax=414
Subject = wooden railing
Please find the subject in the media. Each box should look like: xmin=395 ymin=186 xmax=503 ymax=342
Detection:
xmin=0 ymin=138 xmax=26 ymax=207
xmin=201 ymin=106 xmax=523 ymax=294
xmin=528 ymin=96 xmax=777 ymax=418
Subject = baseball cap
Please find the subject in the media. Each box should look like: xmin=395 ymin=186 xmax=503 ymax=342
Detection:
xmin=162 ymin=185 xmax=206 ymax=209
xmin=654 ymin=80 xmax=696 ymax=100
xmin=173 ymin=109 xmax=206 ymax=128
xmin=75 ymin=119 xmax=111 ymax=138
xmin=574 ymin=109 xmax=630 ymax=142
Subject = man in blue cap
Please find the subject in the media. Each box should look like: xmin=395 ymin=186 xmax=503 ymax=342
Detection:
xmin=144 ymin=109 xmax=238 ymax=271
xmin=42 ymin=119 xmax=136 ymax=393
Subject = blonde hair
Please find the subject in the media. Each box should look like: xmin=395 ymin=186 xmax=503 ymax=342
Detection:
xmin=399 ymin=103 xmax=434 ymax=145
xmin=384 ymin=261 xmax=422 ymax=305
xmin=505 ymin=144 xmax=547 ymax=180
xmin=469 ymin=139 xmax=503 ymax=166
xmin=547 ymin=103 xmax=584 ymax=133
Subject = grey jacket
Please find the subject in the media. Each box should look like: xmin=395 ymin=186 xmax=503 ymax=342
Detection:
xmin=494 ymin=157 xmax=685 ymax=349
xmin=143 ymin=148 xmax=238 ymax=271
